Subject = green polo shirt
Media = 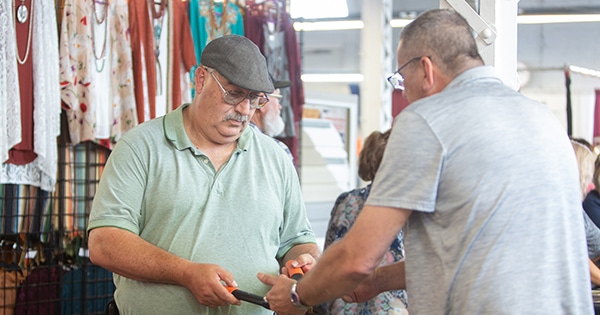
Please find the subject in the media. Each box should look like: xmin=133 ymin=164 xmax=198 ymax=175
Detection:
xmin=88 ymin=103 xmax=316 ymax=315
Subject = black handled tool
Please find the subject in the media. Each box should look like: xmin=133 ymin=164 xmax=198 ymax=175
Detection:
xmin=226 ymin=286 xmax=270 ymax=309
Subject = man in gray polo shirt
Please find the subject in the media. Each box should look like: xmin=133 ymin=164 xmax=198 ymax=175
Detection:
xmin=87 ymin=35 xmax=320 ymax=315
xmin=260 ymin=9 xmax=592 ymax=315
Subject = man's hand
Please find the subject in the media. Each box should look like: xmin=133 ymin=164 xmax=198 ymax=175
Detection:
xmin=180 ymin=263 xmax=241 ymax=308
xmin=341 ymin=269 xmax=381 ymax=303
xmin=257 ymin=273 xmax=306 ymax=315
xmin=282 ymin=253 xmax=317 ymax=276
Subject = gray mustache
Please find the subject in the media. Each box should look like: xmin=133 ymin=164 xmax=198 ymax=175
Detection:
xmin=224 ymin=114 xmax=249 ymax=122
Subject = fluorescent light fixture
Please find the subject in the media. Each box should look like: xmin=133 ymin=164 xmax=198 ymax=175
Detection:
xmin=517 ymin=14 xmax=600 ymax=24
xmin=293 ymin=14 xmax=600 ymax=32
xmin=301 ymin=73 xmax=364 ymax=83
xmin=290 ymin=0 xmax=348 ymax=19
xmin=296 ymin=13 xmax=600 ymax=83
xmin=569 ymin=65 xmax=600 ymax=78
xmin=390 ymin=19 xmax=412 ymax=28
xmin=294 ymin=20 xmax=364 ymax=31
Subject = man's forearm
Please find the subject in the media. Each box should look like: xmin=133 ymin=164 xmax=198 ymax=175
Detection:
xmin=88 ymin=227 xmax=191 ymax=285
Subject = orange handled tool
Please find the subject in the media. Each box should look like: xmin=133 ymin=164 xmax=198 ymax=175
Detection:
xmin=285 ymin=260 xmax=327 ymax=315
xmin=225 ymin=286 xmax=270 ymax=309
xmin=285 ymin=260 xmax=304 ymax=280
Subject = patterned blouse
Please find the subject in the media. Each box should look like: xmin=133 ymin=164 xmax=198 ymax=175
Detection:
xmin=324 ymin=184 xmax=409 ymax=315
xmin=59 ymin=0 xmax=137 ymax=148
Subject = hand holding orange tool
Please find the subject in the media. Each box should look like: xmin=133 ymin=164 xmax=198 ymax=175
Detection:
xmin=285 ymin=260 xmax=304 ymax=280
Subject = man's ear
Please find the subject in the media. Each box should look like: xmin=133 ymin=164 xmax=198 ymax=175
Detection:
xmin=195 ymin=66 xmax=208 ymax=94
xmin=420 ymin=57 xmax=435 ymax=91
xmin=421 ymin=57 xmax=452 ymax=95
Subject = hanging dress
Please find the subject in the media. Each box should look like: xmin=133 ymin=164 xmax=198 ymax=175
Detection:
xmin=1 ymin=0 xmax=61 ymax=192
xmin=59 ymin=0 xmax=137 ymax=148
xmin=0 ymin=0 xmax=23 ymax=165
xmin=188 ymin=0 xmax=244 ymax=96
xmin=245 ymin=0 xmax=305 ymax=164
xmin=166 ymin=0 xmax=197 ymax=111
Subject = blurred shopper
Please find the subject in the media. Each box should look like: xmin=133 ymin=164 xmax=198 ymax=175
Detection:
xmin=585 ymin=154 xmax=600 ymax=228
xmin=250 ymin=77 xmax=293 ymax=161
xmin=324 ymin=129 xmax=408 ymax=314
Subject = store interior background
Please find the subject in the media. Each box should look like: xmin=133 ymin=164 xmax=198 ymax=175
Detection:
xmin=297 ymin=0 xmax=600 ymax=248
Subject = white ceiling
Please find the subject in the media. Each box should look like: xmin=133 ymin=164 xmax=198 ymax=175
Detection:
xmin=298 ymin=0 xmax=600 ymax=92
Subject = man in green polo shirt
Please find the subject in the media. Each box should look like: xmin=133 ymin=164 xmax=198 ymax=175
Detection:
xmin=87 ymin=35 xmax=320 ymax=315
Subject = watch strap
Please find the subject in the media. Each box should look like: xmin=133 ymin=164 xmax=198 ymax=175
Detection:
xmin=290 ymin=281 xmax=312 ymax=310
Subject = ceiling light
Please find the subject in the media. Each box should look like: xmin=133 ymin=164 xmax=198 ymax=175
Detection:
xmin=293 ymin=14 xmax=600 ymax=32
xmin=390 ymin=19 xmax=412 ymax=28
xmin=301 ymin=73 xmax=364 ymax=83
xmin=293 ymin=20 xmax=364 ymax=31
xmin=516 ymin=14 xmax=600 ymax=24
xmin=290 ymin=0 xmax=348 ymax=19
xmin=569 ymin=65 xmax=600 ymax=78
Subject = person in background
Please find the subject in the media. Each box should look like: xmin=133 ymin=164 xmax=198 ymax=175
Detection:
xmin=573 ymin=140 xmax=597 ymax=201
xmin=324 ymin=129 xmax=408 ymax=315
xmin=86 ymin=35 xmax=320 ymax=315
xmin=585 ymin=155 xmax=600 ymax=229
xmin=572 ymin=140 xmax=600 ymax=287
xmin=258 ymin=9 xmax=592 ymax=315
xmin=571 ymin=137 xmax=595 ymax=153
xmin=571 ymin=137 xmax=597 ymax=194
xmin=250 ymin=76 xmax=293 ymax=161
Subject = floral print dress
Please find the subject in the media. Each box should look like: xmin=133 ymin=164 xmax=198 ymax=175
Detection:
xmin=59 ymin=0 xmax=137 ymax=148
xmin=324 ymin=184 xmax=409 ymax=315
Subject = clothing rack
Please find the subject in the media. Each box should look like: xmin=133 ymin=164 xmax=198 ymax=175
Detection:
xmin=0 ymin=137 xmax=115 ymax=314
xmin=4 ymin=1 xmax=302 ymax=312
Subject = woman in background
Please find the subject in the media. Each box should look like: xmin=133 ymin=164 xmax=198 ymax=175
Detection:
xmin=324 ymin=129 xmax=408 ymax=314
xmin=571 ymin=140 xmax=600 ymax=287
xmin=584 ymin=155 xmax=600 ymax=229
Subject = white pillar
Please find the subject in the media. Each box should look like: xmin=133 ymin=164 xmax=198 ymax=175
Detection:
xmin=360 ymin=0 xmax=393 ymax=139
xmin=441 ymin=0 xmax=519 ymax=90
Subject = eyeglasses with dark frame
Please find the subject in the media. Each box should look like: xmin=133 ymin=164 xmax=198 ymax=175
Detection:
xmin=204 ymin=67 xmax=270 ymax=109
xmin=387 ymin=56 xmax=429 ymax=90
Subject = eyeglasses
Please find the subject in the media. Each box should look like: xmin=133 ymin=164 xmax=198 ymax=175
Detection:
xmin=205 ymin=67 xmax=270 ymax=109
xmin=387 ymin=56 xmax=427 ymax=90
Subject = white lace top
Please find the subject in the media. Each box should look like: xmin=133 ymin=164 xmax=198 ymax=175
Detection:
xmin=0 ymin=0 xmax=61 ymax=192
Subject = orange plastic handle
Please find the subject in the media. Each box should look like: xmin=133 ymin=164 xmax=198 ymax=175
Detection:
xmin=225 ymin=286 xmax=237 ymax=293
xmin=285 ymin=260 xmax=304 ymax=280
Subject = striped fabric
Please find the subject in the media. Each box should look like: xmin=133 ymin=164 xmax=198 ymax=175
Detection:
xmin=0 ymin=142 xmax=110 ymax=239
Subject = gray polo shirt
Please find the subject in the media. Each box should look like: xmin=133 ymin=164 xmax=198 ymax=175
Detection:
xmin=368 ymin=66 xmax=592 ymax=314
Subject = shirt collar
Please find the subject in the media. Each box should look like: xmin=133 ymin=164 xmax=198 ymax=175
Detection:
xmin=164 ymin=103 xmax=193 ymax=151
xmin=445 ymin=66 xmax=501 ymax=91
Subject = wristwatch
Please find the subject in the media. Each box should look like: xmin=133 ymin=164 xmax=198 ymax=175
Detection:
xmin=290 ymin=282 xmax=311 ymax=310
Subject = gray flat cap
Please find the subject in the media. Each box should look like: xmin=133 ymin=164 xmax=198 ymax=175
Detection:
xmin=201 ymin=35 xmax=275 ymax=93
